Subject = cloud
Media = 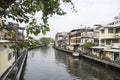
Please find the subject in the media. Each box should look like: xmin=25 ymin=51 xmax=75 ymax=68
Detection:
xmin=24 ymin=0 xmax=120 ymax=39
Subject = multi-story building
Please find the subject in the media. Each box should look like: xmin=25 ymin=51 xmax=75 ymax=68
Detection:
xmin=69 ymin=29 xmax=81 ymax=51
xmin=93 ymin=28 xmax=99 ymax=46
xmin=91 ymin=13 xmax=120 ymax=61
xmin=55 ymin=32 xmax=69 ymax=49
xmin=0 ymin=22 xmax=25 ymax=41
xmin=0 ymin=40 xmax=15 ymax=77
xmin=69 ymin=28 xmax=96 ymax=51
xmin=0 ymin=22 xmax=25 ymax=77
xmin=80 ymin=28 xmax=95 ymax=45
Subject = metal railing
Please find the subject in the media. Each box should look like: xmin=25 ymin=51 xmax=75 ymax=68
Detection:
xmin=1 ymin=50 xmax=27 ymax=80
xmin=82 ymin=52 xmax=120 ymax=67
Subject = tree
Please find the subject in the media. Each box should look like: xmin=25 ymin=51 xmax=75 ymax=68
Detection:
xmin=82 ymin=42 xmax=95 ymax=50
xmin=0 ymin=0 xmax=75 ymax=49
xmin=39 ymin=37 xmax=51 ymax=46
xmin=97 ymin=49 xmax=103 ymax=57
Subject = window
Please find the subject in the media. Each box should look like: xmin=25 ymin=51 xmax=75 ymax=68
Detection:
xmin=108 ymin=28 xmax=113 ymax=33
xmin=8 ymin=53 xmax=12 ymax=61
xmin=114 ymin=53 xmax=119 ymax=60
xmin=106 ymin=39 xmax=111 ymax=45
xmin=78 ymin=32 xmax=81 ymax=36
xmin=112 ymin=39 xmax=119 ymax=43
xmin=94 ymin=49 xmax=97 ymax=53
xmin=101 ymin=40 xmax=104 ymax=43
xmin=115 ymin=28 xmax=120 ymax=33
xmin=101 ymin=30 xmax=104 ymax=33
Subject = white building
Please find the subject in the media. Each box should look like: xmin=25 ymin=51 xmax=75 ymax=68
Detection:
xmin=0 ymin=40 xmax=15 ymax=77
xmin=91 ymin=13 xmax=120 ymax=61
xmin=55 ymin=32 xmax=69 ymax=48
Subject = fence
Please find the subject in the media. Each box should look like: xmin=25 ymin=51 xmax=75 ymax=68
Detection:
xmin=1 ymin=50 xmax=27 ymax=80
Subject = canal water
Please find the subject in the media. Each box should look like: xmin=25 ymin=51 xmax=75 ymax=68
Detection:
xmin=21 ymin=46 xmax=120 ymax=80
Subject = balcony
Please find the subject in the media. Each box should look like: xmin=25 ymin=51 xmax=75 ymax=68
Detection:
xmin=100 ymin=33 xmax=115 ymax=39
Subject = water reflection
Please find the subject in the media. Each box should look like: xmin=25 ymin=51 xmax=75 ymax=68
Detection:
xmin=27 ymin=48 xmax=38 ymax=58
xmin=40 ymin=46 xmax=50 ymax=53
xmin=54 ymin=50 xmax=120 ymax=80
xmin=22 ymin=46 xmax=120 ymax=80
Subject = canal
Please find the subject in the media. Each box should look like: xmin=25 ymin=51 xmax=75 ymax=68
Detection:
xmin=21 ymin=46 xmax=120 ymax=80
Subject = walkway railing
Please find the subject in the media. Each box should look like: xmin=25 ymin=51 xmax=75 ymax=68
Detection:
xmin=1 ymin=50 xmax=27 ymax=80
xmin=54 ymin=46 xmax=120 ymax=69
xmin=80 ymin=53 xmax=120 ymax=68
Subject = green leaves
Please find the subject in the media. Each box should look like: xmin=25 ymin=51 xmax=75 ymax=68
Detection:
xmin=39 ymin=37 xmax=51 ymax=46
xmin=0 ymin=0 xmax=75 ymax=36
xmin=26 ymin=18 xmax=50 ymax=36
xmin=26 ymin=24 xmax=50 ymax=36
xmin=0 ymin=0 xmax=75 ymax=50
xmin=41 ymin=24 xmax=50 ymax=35
xmin=0 ymin=7 xmax=4 ymax=11
xmin=10 ymin=37 xmax=39 ymax=50
xmin=82 ymin=42 xmax=95 ymax=50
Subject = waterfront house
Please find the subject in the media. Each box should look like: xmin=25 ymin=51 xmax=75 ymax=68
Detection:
xmin=55 ymin=32 xmax=69 ymax=49
xmin=69 ymin=28 xmax=96 ymax=52
xmin=93 ymin=29 xmax=99 ymax=46
xmin=0 ymin=22 xmax=25 ymax=78
xmin=69 ymin=29 xmax=81 ymax=51
xmin=0 ymin=40 xmax=15 ymax=77
xmin=91 ymin=13 xmax=120 ymax=61
xmin=1 ymin=22 xmax=25 ymax=41
xmin=80 ymin=28 xmax=96 ymax=53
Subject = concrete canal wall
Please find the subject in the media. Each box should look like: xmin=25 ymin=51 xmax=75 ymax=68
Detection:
xmin=53 ymin=46 xmax=73 ymax=54
xmin=80 ymin=54 xmax=120 ymax=71
xmin=54 ymin=46 xmax=120 ymax=71
xmin=16 ymin=51 xmax=27 ymax=80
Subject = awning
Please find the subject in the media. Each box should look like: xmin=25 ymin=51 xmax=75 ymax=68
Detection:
xmin=103 ymin=49 xmax=120 ymax=53
xmin=90 ymin=46 xmax=105 ymax=49
xmin=0 ymin=39 xmax=10 ymax=43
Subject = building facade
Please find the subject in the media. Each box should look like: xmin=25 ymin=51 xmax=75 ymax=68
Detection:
xmin=69 ymin=29 xmax=81 ymax=51
xmin=0 ymin=41 xmax=15 ymax=77
xmin=69 ymin=28 xmax=96 ymax=51
xmin=0 ymin=22 xmax=25 ymax=77
xmin=55 ymin=32 xmax=69 ymax=49
xmin=0 ymin=22 xmax=25 ymax=41
xmin=91 ymin=13 xmax=120 ymax=61
xmin=54 ymin=13 xmax=120 ymax=62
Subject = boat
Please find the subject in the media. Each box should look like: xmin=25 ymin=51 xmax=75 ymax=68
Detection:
xmin=72 ymin=51 xmax=80 ymax=57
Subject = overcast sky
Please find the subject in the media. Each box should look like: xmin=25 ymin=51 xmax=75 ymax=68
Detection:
xmin=11 ymin=0 xmax=120 ymax=39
